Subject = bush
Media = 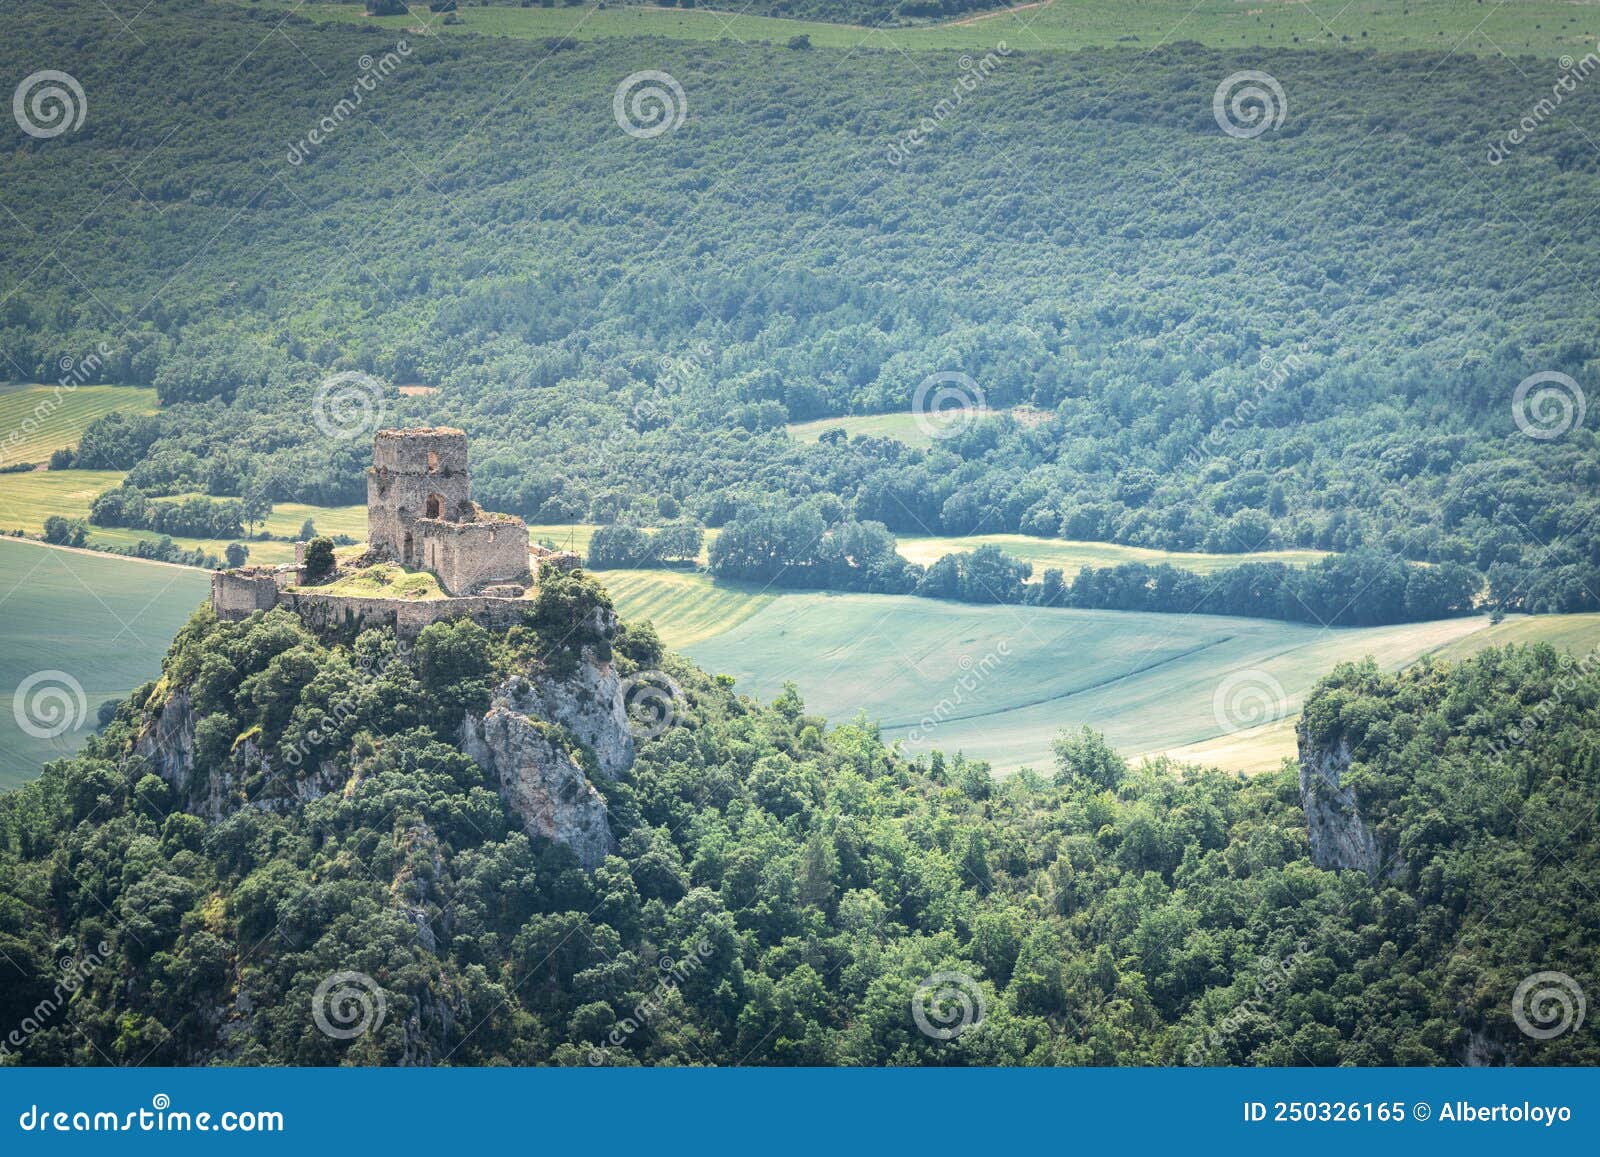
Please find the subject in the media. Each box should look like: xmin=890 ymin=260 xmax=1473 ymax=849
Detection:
xmin=42 ymin=515 xmax=89 ymax=547
xmin=302 ymin=536 xmax=335 ymax=581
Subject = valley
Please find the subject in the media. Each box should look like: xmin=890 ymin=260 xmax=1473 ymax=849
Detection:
xmin=6 ymin=532 xmax=1594 ymax=786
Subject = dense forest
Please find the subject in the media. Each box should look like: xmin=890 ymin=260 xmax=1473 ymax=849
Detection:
xmin=0 ymin=577 xmax=1594 ymax=1065
xmin=4 ymin=0 xmax=1599 ymax=613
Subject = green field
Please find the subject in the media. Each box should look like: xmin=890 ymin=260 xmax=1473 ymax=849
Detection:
xmin=594 ymin=568 xmax=774 ymax=648
xmin=898 ymin=532 xmax=1329 ymax=576
xmin=272 ymin=0 xmax=1597 ymax=59
xmin=687 ymin=590 xmax=1600 ymax=772
xmin=0 ymin=537 xmax=210 ymax=788
xmin=0 ymin=469 xmax=368 ymax=565
xmin=0 ymin=469 xmax=128 ymax=539
xmin=0 ymin=383 xmax=158 ymax=470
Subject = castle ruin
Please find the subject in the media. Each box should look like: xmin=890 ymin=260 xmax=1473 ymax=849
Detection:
xmin=211 ymin=428 xmax=572 ymax=636
xmin=366 ymin=427 xmax=530 ymax=596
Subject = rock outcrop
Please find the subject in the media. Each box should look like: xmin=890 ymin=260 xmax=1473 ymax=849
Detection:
xmin=491 ymin=661 xmax=634 ymax=779
xmin=133 ymin=640 xmax=632 ymax=870
xmin=461 ymin=706 xmax=617 ymax=869
xmin=1296 ymin=727 xmax=1397 ymax=877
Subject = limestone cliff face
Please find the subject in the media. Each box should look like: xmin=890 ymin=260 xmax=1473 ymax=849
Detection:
xmin=491 ymin=660 xmax=634 ymax=779
xmin=1295 ymin=724 xmax=1398 ymax=877
xmin=133 ymin=688 xmax=342 ymax=820
xmin=132 ymin=646 xmax=633 ymax=871
xmin=134 ymin=687 xmax=196 ymax=793
xmin=461 ymin=705 xmax=617 ymax=869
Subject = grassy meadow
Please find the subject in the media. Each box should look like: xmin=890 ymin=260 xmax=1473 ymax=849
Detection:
xmin=594 ymin=568 xmax=775 ymax=648
xmin=271 ymin=0 xmax=1597 ymax=59
xmin=0 ymin=537 xmax=210 ymax=787
xmin=0 ymin=384 xmax=158 ymax=469
xmin=0 ymin=467 xmax=368 ymax=566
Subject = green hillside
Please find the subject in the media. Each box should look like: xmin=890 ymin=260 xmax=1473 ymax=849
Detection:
xmin=6 ymin=0 xmax=1599 ymax=619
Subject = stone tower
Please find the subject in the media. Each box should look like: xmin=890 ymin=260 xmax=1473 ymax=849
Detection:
xmin=365 ymin=427 xmax=531 ymax=596
xmin=367 ymin=427 xmax=473 ymax=566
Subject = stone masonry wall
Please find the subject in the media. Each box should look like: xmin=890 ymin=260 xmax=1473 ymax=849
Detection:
xmin=418 ymin=517 xmax=531 ymax=596
xmin=211 ymin=570 xmax=280 ymax=616
xmin=366 ymin=428 xmax=472 ymax=562
xmin=280 ymin=591 xmax=529 ymax=639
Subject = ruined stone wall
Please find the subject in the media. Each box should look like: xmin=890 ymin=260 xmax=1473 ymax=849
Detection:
xmin=418 ymin=517 xmax=531 ymax=596
xmin=211 ymin=570 xmax=280 ymax=619
xmin=281 ymin=591 xmax=528 ymax=639
xmin=366 ymin=428 xmax=472 ymax=562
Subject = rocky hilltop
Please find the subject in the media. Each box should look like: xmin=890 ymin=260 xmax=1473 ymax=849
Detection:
xmin=135 ymin=566 xmax=639 ymax=873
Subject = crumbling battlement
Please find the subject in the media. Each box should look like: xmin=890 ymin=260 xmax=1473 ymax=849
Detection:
xmin=211 ymin=569 xmax=281 ymax=617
